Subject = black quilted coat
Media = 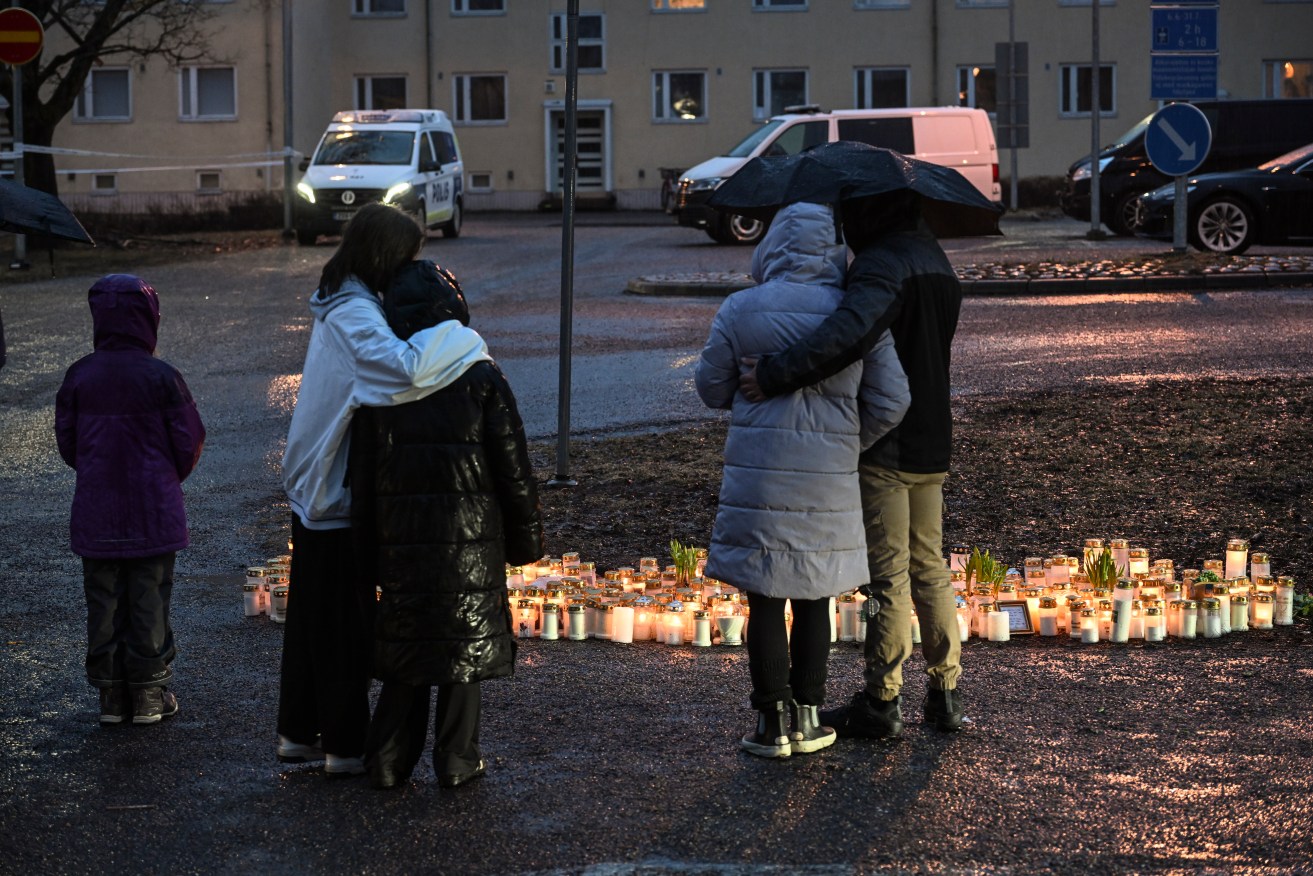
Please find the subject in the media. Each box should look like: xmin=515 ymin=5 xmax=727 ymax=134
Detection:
xmin=350 ymin=263 xmax=543 ymax=686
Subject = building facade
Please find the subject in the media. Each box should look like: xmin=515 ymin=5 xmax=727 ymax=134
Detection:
xmin=46 ymin=0 xmax=1313 ymax=213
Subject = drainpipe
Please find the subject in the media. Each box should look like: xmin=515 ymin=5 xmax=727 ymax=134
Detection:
xmin=264 ymin=0 xmax=273 ymax=193
xmin=425 ymin=0 xmax=433 ymax=107
xmin=930 ymin=0 xmax=940 ymax=103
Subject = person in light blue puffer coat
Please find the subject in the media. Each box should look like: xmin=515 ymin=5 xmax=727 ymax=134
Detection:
xmin=695 ymin=202 xmax=909 ymax=759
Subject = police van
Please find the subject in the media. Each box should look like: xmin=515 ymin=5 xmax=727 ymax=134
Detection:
xmin=672 ymin=105 xmax=1000 ymax=245
xmin=294 ymin=109 xmax=464 ymax=245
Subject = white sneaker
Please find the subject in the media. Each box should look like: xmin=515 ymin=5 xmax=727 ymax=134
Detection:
xmin=324 ymin=754 xmax=365 ymax=776
xmin=277 ymin=734 xmax=324 ymax=763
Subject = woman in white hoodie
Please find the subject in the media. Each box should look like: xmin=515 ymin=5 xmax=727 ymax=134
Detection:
xmin=277 ymin=204 xmax=491 ymax=775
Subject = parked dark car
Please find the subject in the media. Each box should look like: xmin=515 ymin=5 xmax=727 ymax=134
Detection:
xmin=1134 ymin=142 xmax=1313 ymax=254
xmin=1060 ymin=99 xmax=1313 ymax=237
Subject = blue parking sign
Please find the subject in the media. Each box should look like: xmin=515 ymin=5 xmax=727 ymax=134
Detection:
xmin=1145 ymin=103 xmax=1212 ymax=177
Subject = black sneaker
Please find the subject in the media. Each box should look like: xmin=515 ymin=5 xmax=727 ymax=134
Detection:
xmin=131 ymin=687 xmax=179 ymax=725
xmin=924 ymin=686 xmax=964 ymax=732
xmin=789 ymin=702 xmax=837 ymax=754
xmin=99 ymin=686 xmax=129 ymax=725
xmin=740 ymin=701 xmax=791 ymax=758
xmin=819 ymin=692 xmax=903 ymax=740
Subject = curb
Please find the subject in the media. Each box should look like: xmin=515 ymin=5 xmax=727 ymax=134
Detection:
xmin=626 ymin=271 xmax=1313 ymax=297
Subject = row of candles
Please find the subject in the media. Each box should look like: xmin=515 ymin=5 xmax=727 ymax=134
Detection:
xmin=242 ymin=556 xmax=291 ymax=623
xmin=503 ymin=537 xmax=1299 ymax=648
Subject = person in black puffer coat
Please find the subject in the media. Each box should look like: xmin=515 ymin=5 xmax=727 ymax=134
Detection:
xmin=350 ymin=259 xmax=543 ymax=791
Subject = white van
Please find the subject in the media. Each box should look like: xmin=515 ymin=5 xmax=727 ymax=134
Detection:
xmin=294 ymin=109 xmax=464 ymax=245
xmin=672 ymin=105 xmax=1000 ymax=244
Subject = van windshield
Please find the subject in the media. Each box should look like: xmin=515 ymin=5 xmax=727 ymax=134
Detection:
xmin=313 ymin=131 xmax=416 ymax=166
xmin=725 ymin=120 xmax=785 ymax=158
xmin=1106 ymin=114 xmax=1154 ymax=151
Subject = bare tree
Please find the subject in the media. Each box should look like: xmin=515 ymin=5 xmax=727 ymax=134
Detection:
xmin=0 ymin=0 xmax=221 ymax=196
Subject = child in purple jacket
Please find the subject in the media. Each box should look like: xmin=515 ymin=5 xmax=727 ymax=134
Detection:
xmin=55 ymin=275 xmax=206 ymax=726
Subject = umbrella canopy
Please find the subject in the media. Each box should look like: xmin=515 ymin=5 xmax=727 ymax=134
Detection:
xmin=707 ymin=140 xmax=1004 ymax=238
xmin=0 ymin=178 xmax=95 ymax=245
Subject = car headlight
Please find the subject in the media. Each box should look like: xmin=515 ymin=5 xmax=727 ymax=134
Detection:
xmin=296 ymin=182 xmax=316 ymax=204
xmin=384 ymin=182 xmax=413 ymax=204
xmin=1071 ymin=157 xmax=1113 ymax=182
xmin=685 ymin=176 xmax=724 ymax=193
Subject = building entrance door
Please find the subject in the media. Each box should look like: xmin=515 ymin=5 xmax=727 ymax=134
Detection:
xmin=545 ymin=102 xmax=612 ymax=199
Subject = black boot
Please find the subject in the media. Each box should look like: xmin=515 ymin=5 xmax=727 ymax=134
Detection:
xmin=924 ymin=686 xmax=964 ymax=732
xmin=790 ymin=702 xmax=837 ymax=754
xmin=819 ymin=691 xmax=903 ymax=740
xmin=740 ymin=701 xmax=791 ymax=758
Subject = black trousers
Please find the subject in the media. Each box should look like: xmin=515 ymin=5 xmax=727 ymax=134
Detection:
xmin=82 ymin=553 xmax=176 ymax=689
xmin=365 ymin=681 xmax=482 ymax=782
xmin=744 ymin=591 xmax=832 ymax=710
xmin=276 ymin=518 xmax=376 ymax=758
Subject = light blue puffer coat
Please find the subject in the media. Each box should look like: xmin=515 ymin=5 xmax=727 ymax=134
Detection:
xmin=694 ymin=203 xmax=910 ymax=599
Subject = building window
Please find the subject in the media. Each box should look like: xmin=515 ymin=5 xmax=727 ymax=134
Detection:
xmin=855 ymin=67 xmax=910 ymax=108
xmin=354 ymin=75 xmax=407 ymax=110
xmin=197 ymin=170 xmax=222 ymax=193
xmin=75 ymin=68 xmax=131 ymax=121
xmin=753 ymin=0 xmax=808 ymax=8
xmin=653 ymin=71 xmax=706 ymax=122
xmin=854 ymin=0 xmax=910 ymax=7
xmin=550 ymin=13 xmax=604 ymax=73
xmin=956 ymin=0 xmax=1008 ymax=6
xmin=1264 ymin=60 xmax=1313 ymax=98
xmin=651 ymin=0 xmax=705 ymax=9
xmin=92 ymin=173 xmax=117 ymax=194
xmin=179 ymin=67 xmax=236 ymax=120
xmin=957 ymin=65 xmax=996 ymax=113
xmin=467 ymin=171 xmax=494 ymax=192
xmin=452 ymin=0 xmax=503 ymax=12
xmin=1059 ymin=63 xmax=1115 ymax=116
xmin=753 ymin=69 xmax=807 ymax=120
xmin=353 ymin=0 xmax=403 ymax=14
xmin=1058 ymin=0 xmax=1115 ymax=6
xmin=453 ymin=74 xmax=507 ymax=124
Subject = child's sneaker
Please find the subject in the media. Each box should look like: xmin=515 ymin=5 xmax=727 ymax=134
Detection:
xmin=277 ymin=734 xmax=325 ymax=764
xmin=99 ymin=685 xmax=129 ymax=725
xmin=131 ymin=687 xmax=179 ymax=725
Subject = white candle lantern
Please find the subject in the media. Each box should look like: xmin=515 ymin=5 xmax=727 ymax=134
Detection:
xmin=973 ymin=601 xmax=996 ymax=639
xmin=1202 ymin=598 xmax=1223 ymax=639
xmin=612 ymin=606 xmax=635 ymax=644
xmin=1230 ymin=595 xmax=1249 ymax=632
xmin=950 ymin=543 xmax=971 ymax=573
xmin=837 ymin=593 xmax=859 ymax=642
xmin=638 ymin=556 xmax=659 ymax=577
xmin=955 ymin=597 xmax=970 ymax=643
xmin=1024 ymin=589 xmax=1043 ymax=626
xmin=1249 ymin=552 xmax=1270 ymax=586
xmin=1079 ymin=608 xmax=1100 ymax=643
xmin=1166 ymin=599 xmax=1184 ymax=637
xmin=1082 ymin=538 xmax=1105 ymax=572
xmin=1047 ymin=555 xmax=1072 ymax=589
xmin=1128 ymin=600 xmax=1145 ymax=639
xmin=1109 ymin=539 xmax=1130 ymax=576
xmin=1038 ymin=596 xmax=1059 ymax=637
xmin=1127 ymin=548 xmax=1150 ymax=579
xmin=245 ymin=566 xmax=269 ymax=614
xmin=910 ymin=608 xmax=922 ymax=644
xmin=1024 ymin=557 xmax=1044 ymax=583
xmin=1224 ymin=538 xmax=1248 ymax=580
xmin=829 ymin=596 xmax=838 ymax=644
xmin=579 ymin=561 xmax=597 ymax=588
xmin=1068 ymin=598 xmax=1087 ymax=640
xmin=985 ymin=606 xmax=1010 ymax=642
xmin=1143 ymin=606 xmax=1164 ymax=641
xmin=242 ymin=582 xmax=261 ymax=617
xmin=516 ymin=599 xmax=537 ymax=639
xmin=633 ymin=597 xmax=654 ymax=641
xmin=1275 ymin=576 xmax=1295 ymax=626
xmin=271 ymin=584 xmax=289 ymax=624
xmin=505 ymin=565 xmax=524 ymax=588
xmin=598 ymin=604 xmax=615 ymax=641
xmin=692 ymin=610 xmax=712 ymax=647
xmin=541 ymin=603 xmax=561 ymax=640
xmin=1097 ymin=599 xmax=1114 ymax=640
xmin=1214 ymin=584 xmax=1232 ymax=634
xmin=566 ymin=604 xmax=587 ymax=640
xmin=663 ymin=604 xmax=685 ymax=645
xmin=1179 ymin=600 xmax=1198 ymax=639
xmin=1252 ymin=593 xmax=1274 ymax=629
xmin=695 ymin=548 xmax=709 ymax=579
xmin=715 ymin=604 xmax=745 ymax=646
xmin=1110 ymin=598 xmax=1132 ymax=643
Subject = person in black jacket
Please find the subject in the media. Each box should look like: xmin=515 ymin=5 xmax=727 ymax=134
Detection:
xmin=350 ymin=259 xmax=543 ymax=790
xmin=740 ymin=191 xmax=964 ymax=740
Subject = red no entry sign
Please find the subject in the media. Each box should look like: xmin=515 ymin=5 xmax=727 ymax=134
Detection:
xmin=0 ymin=8 xmax=43 ymax=67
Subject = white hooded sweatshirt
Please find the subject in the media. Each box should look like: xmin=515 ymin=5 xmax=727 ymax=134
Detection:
xmin=282 ymin=276 xmax=491 ymax=530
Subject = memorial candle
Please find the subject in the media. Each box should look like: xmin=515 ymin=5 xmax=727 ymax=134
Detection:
xmin=1079 ymin=608 xmax=1100 ymax=643
xmin=692 ymin=610 xmax=712 ymax=647
xmin=1249 ymin=552 xmax=1270 ymax=586
xmin=1252 ymin=593 xmax=1274 ymax=629
xmin=1179 ymin=600 xmax=1198 ymax=639
xmin=1225 ymin=538 xmax=1248 ymax=580
xmin=1275 ymin=577 xmax=1295 ymax=626
xmin=1038 ymin=596 xmax=1059 ymax=637
xmin=612 ymin=606 xmax=635 ymax=644
xmin=1230 ymin=595 xmax=1249 ymax=632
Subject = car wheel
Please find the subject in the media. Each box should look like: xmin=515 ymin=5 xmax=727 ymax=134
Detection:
xmin=1191 ymin=196 xmax=1255 ymax=255
xmin=1106 ymin=192 xmax=1141 ymax=237
xmin=724 ymin=213 xmax=765 ymax=246
xmin=295 ymin=228 xmax=317 ymax=246
xmin=441 ymin=199 xmax=462 ymax=239
xmin=412 ymin=200 xmax=429 ymax=237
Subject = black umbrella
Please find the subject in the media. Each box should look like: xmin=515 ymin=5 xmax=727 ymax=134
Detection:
xmin=707 ymin=140 xmax=1004 ymax=238
xmin=0 ymin=178 xmax=95 ymax=245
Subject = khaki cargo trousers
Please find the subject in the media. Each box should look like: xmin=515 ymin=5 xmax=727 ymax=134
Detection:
xmin=859 ymin=463 xmax=962 ymax=700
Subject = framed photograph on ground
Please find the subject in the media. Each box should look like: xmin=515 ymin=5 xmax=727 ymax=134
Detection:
xmin=996 ymin=600 xmax=1034 ymax=635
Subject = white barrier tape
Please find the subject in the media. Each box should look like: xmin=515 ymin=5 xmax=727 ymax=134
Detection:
xmin=0 ymin=144 xmax=303 ymax=161
xmin=58 ymin=160 xmax=289 ymax=175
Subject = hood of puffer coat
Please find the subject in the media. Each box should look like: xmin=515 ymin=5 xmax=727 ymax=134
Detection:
xmin=384 ymin=259 xmax=470 ymax=340
xmin=750 ymin=202 xmax=846 ymax=289
xmin=89 ymin=274 xmax=160 ymax=353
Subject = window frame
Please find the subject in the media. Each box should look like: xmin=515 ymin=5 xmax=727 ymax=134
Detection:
xmin=178 ymin=66 xmax=237 ymax=121
xmin=854 ymin=66 xmax=910 ymax=108
xmin=550 ymin=12 xmax=605 ymax=74
xmin=1059 ymin=62 xmax=1116 ymax=117
xmin=1264 ymin=59 xmax=1313 ymax=98
xmin=753 ymin=68 xmax=809 ymax=121
xmin=75 ymin=66 xmax=132 ymax=123
xmin=196 ymin=169 xmax=223 ymax=194
xmin=353 ymin=75 xmax=408 ymax=111
xmin=451 ymin=0 xmax=504 ymax=13
xmin=956 ymin=64 xmax=997 ymax=114
xmin=352 ymin=0 xmax=405 ymax=16
xmin=92 ymin=173 xmax=118 ymax=195
xmin=453 ymin=73 xmax=508 ymax=125
xmin=854 ymin=0 xmax=910 ymax=7
xmin=652 ymin=70 xmax=708 ymax=123
xmin=651 ymin=0 xmax=706 ymax=11
xmin=752 ymin=0 xmax=809 ymax=9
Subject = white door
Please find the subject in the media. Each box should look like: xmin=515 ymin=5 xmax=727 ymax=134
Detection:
xmin=548 ymin=109 xmax=609 ymax=194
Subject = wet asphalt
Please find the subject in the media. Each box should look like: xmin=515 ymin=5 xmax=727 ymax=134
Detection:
xmin=2 ymin=213 xmax=1312 ymax=875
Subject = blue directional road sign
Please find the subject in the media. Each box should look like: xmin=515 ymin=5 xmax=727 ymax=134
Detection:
xmin=1145 ymin=103 xmax=1212 ymax=177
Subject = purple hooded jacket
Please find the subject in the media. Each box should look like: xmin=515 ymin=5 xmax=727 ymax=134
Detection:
xmin=55 ymin=275 xmax=206 ymax=559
